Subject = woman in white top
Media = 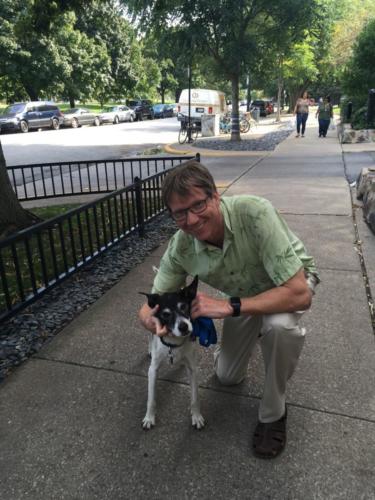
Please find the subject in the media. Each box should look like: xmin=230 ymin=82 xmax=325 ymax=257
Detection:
xmin=293 ymin=91 xmax=309 ymax=137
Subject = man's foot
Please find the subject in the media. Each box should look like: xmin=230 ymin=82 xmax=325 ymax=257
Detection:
xmin=301 ymin=134 xmax=305 ymax=137
xmin=252 ymin=408 xmax=287 ymax=459
xmin=295 ymin=134 xmax=300 ymax=138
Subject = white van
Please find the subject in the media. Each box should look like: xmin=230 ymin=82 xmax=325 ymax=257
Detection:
xmin=177 ymin=89 xmax=227 ymax=123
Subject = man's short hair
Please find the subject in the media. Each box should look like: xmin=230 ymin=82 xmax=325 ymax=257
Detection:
xmin=162 ymin=160 xmax=217 ymax=208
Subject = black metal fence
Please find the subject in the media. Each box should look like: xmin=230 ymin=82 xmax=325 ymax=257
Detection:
xmin=0 ymin=154 xmax=199 ymax=323
xmin=7 ymin=155 xmax=193 ymax=201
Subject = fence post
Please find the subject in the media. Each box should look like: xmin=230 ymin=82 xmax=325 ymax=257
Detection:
xmin=195 ymin=152 xmax=201 ymax=163
xmin=134 ymin=176 xmax=145 ymax=237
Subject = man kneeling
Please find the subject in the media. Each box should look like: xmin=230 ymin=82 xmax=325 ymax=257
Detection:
xmin=139 ymin=160 xmax=319 ymax=458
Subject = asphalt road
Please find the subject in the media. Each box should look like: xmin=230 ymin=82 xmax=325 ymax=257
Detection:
xmin=1 ymin=117 xmax=181 ymax=166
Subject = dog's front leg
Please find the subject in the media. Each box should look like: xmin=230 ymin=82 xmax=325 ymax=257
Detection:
xmin=142 ymin=361 xmax=158 ymax=430
xmin=185 ymin=352 xmax=205 ymax=429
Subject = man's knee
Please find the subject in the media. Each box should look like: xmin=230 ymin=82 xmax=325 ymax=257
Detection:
xmin=215 ymin=371 xmax=244 ymax=386
xmin=214 ymin=359 xmax=244 ymax=386
xmin=261 ymin=313 xmax=303 ymax=338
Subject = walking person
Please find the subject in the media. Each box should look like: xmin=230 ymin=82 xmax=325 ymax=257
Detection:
xmin=139 ymin=160 xmax=320 ymax=459
xmin=293 ymin=91 xmax=310 ymax=137
xmin=316 ymin=96 xmax=333 ymax=138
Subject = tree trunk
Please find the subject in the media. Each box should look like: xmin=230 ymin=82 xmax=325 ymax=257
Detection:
xmin=23 ymin=83 xmax=38 ymax=101
xmin=230 ymin=76 xmax=241 ymax=142
xmin=276 ymin=58 xmax=283 ymax=123
xmin=0 ymin=142 xmax=41 ymax=240
xmin=246 ymin=73 xmax=251 ymax=112
xmin=69 ymin=95 xmax=75 ymax=108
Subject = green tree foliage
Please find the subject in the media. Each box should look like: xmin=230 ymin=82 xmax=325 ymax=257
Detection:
xmin=330 ymin=0 xmax=375 ymax=69
xmin=127 ymin=0 xmax=322 ymax=140
xmin=76 ymin=1 xmax=155 ymax=102
xmin=0 ymin=0 xmax=158 ymax=104
xmin=342 ymin=18 xmax=375 ymax=105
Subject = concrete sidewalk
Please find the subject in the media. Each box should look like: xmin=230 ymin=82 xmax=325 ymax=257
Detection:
xmin=1 ymin=118 xmax=375 ymax=499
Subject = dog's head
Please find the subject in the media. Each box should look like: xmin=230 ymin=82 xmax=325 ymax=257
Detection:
xmin=140 ymin=276 xmax=198 ymax=337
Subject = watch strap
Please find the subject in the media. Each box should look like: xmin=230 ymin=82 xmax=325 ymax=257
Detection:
xmin=229 ymin=296 xmax=241 ymax=317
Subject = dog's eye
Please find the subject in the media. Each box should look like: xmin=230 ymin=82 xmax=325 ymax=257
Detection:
xmin=161 ymin=310 xmax=172 ymax=320
xmin=179 ymin=303 xmax=189 ymax=314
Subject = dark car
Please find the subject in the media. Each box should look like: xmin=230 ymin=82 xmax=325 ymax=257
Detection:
xmin=152 ymin=103 xmax=175 ymax=119
xmin=126 ymin=99 xmax=154 ymax=121
xmin=251 ymin=100 xmax=273 ymax=117
xmin=0 ymin=101 xmax=64 ymax=133
xmin=63 ymin=108 xmax=101 ymax=128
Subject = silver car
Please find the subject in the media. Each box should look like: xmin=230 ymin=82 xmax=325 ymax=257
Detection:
xmin=63 ymin=108 xmax=100 ymax=128
xmin=98 ymin=105 xmax=135 ymax=124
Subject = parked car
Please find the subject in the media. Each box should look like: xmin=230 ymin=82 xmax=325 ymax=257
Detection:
xmin=251 ymin=99 xmax=274 ymax=117
xmin=0 ymin=101 xmax=64 ymax=133
xmin=152 ymin=103 xmax=175 ymax=118
xmin=98 ymin=105 xmax=135 ymax=124
xmin=126 ymin=99 xmax=154 ymax=121
xmin=63 ymin=108 xmax=100 ymax=128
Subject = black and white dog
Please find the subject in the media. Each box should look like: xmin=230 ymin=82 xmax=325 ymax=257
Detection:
xmin=140 ymin=276 xmax=205 ymax=430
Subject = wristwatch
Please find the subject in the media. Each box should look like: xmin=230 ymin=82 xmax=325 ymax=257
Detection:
xmin=229 ymin=296 xmax=241 ymax=317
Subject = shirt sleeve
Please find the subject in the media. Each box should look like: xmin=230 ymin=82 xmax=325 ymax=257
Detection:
xmin=252 ymin=201 xmax=304 ymax=286
xmin=152 ymin=234 xmax=188 ymax=293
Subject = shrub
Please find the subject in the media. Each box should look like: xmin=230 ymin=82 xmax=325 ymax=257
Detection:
xmin=351 ymin=106 xmax=367 ymax=129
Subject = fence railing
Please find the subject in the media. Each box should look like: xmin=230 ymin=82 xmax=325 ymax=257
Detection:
xmin=7 ymin=155 xmax=195 ymax=201
xmin=0 ymin=154 xmax=200 ymax=324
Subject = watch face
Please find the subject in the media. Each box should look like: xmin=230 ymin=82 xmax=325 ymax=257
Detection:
xmin=230 ymin=297 xmax=241 ymax=316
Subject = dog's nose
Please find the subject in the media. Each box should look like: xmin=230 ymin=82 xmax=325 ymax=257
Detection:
xmin=178 ymin=322 xmax=189 ymax=335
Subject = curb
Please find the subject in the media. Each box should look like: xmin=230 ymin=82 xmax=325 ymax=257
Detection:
xmin=164 ymin=143 xmax=269 ymax=157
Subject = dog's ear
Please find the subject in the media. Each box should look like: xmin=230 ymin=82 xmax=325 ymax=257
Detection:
xmin=139 ymin=292 xmax=160 ymax=309
xmin=182 ymin=275 xmax=199 ymax=301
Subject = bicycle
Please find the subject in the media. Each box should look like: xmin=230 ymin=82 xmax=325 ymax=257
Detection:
xmin=219 ymin=115 xmax=232 ymax=134
xmin=178 ymin=119 xmax=200 ymax=144
xmin=219 ymin=114 xmax=250 ymax=134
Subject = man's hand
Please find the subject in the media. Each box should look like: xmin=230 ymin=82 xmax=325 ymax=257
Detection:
xmin=139 ymin=303 xmax=168 ymax=336
xmin=191 ymin=292 xmax=233 ymax=320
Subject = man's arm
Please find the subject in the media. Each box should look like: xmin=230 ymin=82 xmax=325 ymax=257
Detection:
xmin=190 ymin=268 xmax=311 ymax=320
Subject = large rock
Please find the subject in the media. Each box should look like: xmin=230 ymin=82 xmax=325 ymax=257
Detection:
xmin=356 ymin=167 xmax=375 ymax=233
xmin=341 ymin=126 xmax=375 ymax=144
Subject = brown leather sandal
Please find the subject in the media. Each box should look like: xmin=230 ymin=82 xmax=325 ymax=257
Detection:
xmin=252 ymin=408 xmax=287 ymax=459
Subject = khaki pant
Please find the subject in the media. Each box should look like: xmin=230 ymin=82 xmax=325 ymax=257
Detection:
xmin=214 ymin=275 xmax=318 ymax=423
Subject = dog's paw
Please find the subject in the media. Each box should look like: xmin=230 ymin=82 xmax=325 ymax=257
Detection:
xmin=191 ymin=413 xmax=205 ymax=430
xmin=142 ymin=414 xmax=155 ymax=430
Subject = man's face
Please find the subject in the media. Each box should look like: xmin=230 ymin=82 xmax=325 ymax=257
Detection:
xmin=169 ymin=186 xmax=223 ymax=244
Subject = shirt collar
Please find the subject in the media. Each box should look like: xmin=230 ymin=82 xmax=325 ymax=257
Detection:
xmin=193 ymin=198 xmax=234 ymax=254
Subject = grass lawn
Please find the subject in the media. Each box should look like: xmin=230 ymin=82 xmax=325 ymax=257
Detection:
xmin=31 ymin=203 xmax=83 ymax=220
xmin=57 ymin=102 xmax=119 ymax=113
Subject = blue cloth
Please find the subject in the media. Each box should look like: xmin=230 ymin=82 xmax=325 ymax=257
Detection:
xmin=192 ymin=317 xmax=217 ymax=347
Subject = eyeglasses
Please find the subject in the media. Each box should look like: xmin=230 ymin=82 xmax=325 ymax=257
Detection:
xmin=170 ymin=197 xmax=210 ymax=222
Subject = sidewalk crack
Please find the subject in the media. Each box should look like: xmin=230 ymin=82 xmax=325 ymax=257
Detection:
xmin=342 ymin=150 xmax=375 ymax=334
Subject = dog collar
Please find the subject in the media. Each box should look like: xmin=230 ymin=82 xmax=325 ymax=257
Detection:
xmin=160 ymin=337 xmax=183 ymax=349
xmin=160 ymin=336 xmax=186 ymax=365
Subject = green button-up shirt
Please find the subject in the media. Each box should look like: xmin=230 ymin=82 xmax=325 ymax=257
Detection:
xmin=153 ymin=195 xmax=317 ymax=297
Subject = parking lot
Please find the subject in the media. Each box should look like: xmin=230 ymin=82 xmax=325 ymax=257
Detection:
xmin=1 ymin=117 xmax=180 ymax=166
